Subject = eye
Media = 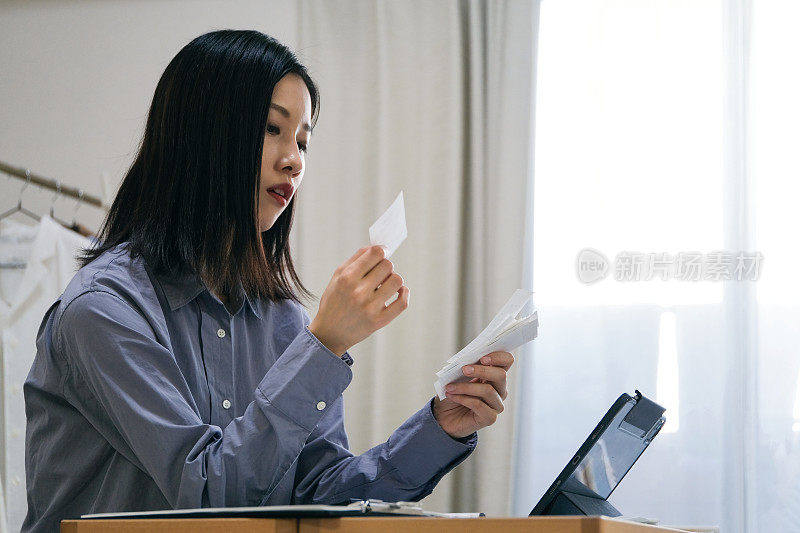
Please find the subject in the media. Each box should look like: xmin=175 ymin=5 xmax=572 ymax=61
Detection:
xmin=267 ymin=123 xmax=308 ymax=153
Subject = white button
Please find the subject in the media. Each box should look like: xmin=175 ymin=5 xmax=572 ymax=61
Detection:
xmin=316 ymin=401 xmax=326 ymax=411
xmin=222 ymin=399 xmax=231 ymax=409
xmin=217 ymin=328 xmax=226 ymax=338
xmin=12 ymin=476 xmax=20 ymax=487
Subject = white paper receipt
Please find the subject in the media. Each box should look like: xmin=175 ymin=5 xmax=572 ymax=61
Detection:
xmin=434 ymin=289 xmax=539 ymax=400
xmin=369 ymin=191 xmax=407 ymax=259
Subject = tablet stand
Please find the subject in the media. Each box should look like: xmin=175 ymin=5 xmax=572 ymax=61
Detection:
xmin=544 ymin=491 xmax=622 ymax=517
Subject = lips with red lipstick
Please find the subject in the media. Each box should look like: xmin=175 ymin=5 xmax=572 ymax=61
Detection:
xmin=266 ymin=183 xmax=294 ymax=207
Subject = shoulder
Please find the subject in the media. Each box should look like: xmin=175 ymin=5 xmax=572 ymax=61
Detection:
xmin=56 ymin=243 xmax=160 ymax=329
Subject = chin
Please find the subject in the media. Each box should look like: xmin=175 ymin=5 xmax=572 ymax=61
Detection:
xmin=259 ymin=218 xmax=279 ymax=232
xmin=259 ymin=204 xmax=287 ymax=232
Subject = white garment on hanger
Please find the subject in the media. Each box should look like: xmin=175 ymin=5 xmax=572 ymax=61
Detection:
xmin=0 ymin=216 xmax=90 ymax=533
xmin=0 ymin=463 xmax=6 ymax=533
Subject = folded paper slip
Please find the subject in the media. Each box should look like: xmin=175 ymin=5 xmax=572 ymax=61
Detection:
xmin=434 ymin=289 xmax=538 ymax=400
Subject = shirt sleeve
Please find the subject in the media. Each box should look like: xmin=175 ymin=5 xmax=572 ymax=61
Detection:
xmin=55 ymin=289 xmax=353 ymax=509
xmin=290 ymin=397 xmax=477 ymax=505
xmin=286 ymin=308 xmax=477 ymax=504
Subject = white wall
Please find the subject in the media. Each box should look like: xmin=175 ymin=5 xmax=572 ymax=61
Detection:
xmin=0 ymin=0 xmax=299 ymax=230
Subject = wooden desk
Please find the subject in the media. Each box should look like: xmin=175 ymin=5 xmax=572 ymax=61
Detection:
xmin=300 ymin=517 xmax=689 ymax=533
xmin=61 ymin=517 xmax=692 ymax=533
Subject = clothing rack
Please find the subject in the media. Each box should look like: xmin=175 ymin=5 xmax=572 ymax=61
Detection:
xmin=0 ymin=159 xmax=106 ymax=210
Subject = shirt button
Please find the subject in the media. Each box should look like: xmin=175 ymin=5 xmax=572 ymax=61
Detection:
xmin=222 ymin=399 xmax=231 ymax=409
xmin=316 ymin=401 xmax=326 ymax=411
xmin=217 ymin=328 xmax=226 ymax=338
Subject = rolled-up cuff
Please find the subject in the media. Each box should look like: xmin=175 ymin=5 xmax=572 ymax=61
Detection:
xmin=256 ymin=327 xmax=353 ymax=432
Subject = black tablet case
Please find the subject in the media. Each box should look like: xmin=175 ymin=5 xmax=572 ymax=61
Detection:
xmin=529 ymin=390 xmax=666 ymax=517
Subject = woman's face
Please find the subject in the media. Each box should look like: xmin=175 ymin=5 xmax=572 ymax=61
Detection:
xmin=258 ymin=73 xmax=312 ymax=232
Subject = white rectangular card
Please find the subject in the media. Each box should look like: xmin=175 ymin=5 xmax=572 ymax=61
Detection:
xmin=369 ymin=192 xmax=407 ymax=259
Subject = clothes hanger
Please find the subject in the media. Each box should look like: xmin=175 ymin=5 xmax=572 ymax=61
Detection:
xmin=71 ymin=190 xmax=83 ymax=227
xmin=0 ymin=170 xmax=38 ymax=269
xmin=49 ymin=180 xmax=77 ymax=229
xmin=0 ymin=169 xmax=42 ymax=224
xmin=65 ymin=189 xmax=96 ymax=238
xmin=69 ymin=190 xmax=83 ymax=233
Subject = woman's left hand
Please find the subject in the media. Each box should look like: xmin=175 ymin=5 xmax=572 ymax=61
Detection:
xmin=432 ymin=351 xmax=514 ymax=439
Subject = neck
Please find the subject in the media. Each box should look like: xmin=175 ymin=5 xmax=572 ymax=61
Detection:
xmin=210 ymin=289 xmax=228 ymax=307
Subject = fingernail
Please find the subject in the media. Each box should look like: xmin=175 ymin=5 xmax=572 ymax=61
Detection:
xmin=463 ymin=366 xmax=474 ymax=376
xmin=445 ymin=384 xmax=455 ymax=392
xmin=481 ymin=356 xmax=491 ymax=365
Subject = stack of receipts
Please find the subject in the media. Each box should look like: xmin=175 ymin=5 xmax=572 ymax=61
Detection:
xmin=434 ymin=290 xmax=539 ymax=400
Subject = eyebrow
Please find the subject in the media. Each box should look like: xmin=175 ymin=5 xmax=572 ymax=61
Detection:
xmin=270 ymin=103 xmax=313 ymax=133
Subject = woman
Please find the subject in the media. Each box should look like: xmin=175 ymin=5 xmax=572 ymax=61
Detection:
xmin=22 ymin=30 xmax=513 ymax=532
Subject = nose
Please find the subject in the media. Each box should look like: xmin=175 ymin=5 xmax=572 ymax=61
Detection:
xmin=277 ymin=145 xmax=303 ymax=180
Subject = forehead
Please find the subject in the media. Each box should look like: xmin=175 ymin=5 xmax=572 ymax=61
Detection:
xmin=270 ymin=74 xmax=312 ymax=122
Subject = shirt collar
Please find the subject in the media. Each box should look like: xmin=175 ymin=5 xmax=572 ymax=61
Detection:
xmin=155 ymin=270 xmax=263 ymax=319
xmin=241 ymin=290 xmax=263 ymax=319
xmin=155 ymin=270 xmax=205 ymax=311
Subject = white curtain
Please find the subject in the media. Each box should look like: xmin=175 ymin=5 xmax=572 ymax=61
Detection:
xmin=513 ymin=1 xmax=800 ymax=531
xmin=292 ymin=0 xmax=537 ymax=516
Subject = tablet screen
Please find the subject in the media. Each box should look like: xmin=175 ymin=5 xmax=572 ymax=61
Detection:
xmin=530 ymin=391 xmax=665 ymax=515
xmin=561 ymin=398 xmax=644 ymax=500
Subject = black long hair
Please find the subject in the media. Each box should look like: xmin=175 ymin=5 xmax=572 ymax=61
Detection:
xmin=80 ymin=30 xmax=318 ymax=303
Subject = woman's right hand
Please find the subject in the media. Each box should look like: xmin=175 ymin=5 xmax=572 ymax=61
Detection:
xmin=308 ymin=246 xmax=410 ymax=356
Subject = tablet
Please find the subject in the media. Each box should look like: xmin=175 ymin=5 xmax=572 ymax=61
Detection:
xmin=529 ymin=390 xmax=666 ymax=516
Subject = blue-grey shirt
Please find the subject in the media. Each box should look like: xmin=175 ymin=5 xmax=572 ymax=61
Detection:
xmin=22 ymin=244 xmax=476 ymax=532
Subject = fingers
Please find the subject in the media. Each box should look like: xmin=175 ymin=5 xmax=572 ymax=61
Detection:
xmin=479 ymin=351 xmax=514 ymax=370
xmin=444 ymin=369 xmax=507 ymax=428
xmin=380 ymin=285 xmax=410 ymax=324
xmin=461 ymin=363 xmax=508 ymax=399
xmin=346 ymin=245 xmax=386 ymax=278
xmin=363 ymin=258 xmax=394 ymax=290
xmin=461 ymin=351 xmax=513 ymax=399
xmin=444 ymin=393 xmax=500 ymax=427
xmin=337 ymin=246 xmax=371 ymax=273
xmin=374 ymin=272 xmax=403 ymax=303
xmin=344 ymin=246 xmax=404 ymax=309
xmin=445 ymin=382 xmax=504 ymax=412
